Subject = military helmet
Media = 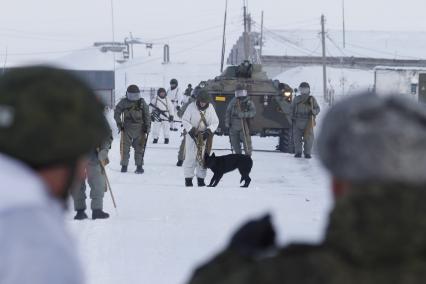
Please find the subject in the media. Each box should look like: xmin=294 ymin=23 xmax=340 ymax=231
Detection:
xmin=192 ymin=86 xmax=201 ymax=98
xmin=0 ymin=66 xmax=110 ymax=168
xmin=127 ymin=84 xmax=140 ymax=93
xmin=170 ymin=78 xmax=178 ymax=86
xmin=196 ymin=88 xmax=211 ymax=103
xmin=299 ymin=82 xmax=310 ymax=89
xmin=126 ymin=84 xmax=141 ymax=101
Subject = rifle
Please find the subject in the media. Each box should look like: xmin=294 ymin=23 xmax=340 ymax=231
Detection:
xmin=149 ymin=103 xmax=170 ymax=120
xmin=120 ymin=113 xmax=124 ymax=163
xmin=236 ymin=99 xmax=252 ymax=156
xmin=304 ymin=96 xmax=317 ymax=137
xmin=141 ymin=131 xmax=149 ymax=162
xmin=100 ymin=161 xmax=117 ymax=211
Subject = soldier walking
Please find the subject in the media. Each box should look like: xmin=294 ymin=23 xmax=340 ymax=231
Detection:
xmin=72 ymin=127 xmax=113 ymax=220
xmin=291 ymin=82 xmax=320 ymax=158
xmin=182 ymin=89 xmax=219 ymax=187
xmin=225 ymin=85 xmax=256 ymax=155
xmin=167 ymin=78 xmax=181 ymax=131
xmin=150 ymin=87 xmax=174 ymax=144
xmin=114 ymin=85 xmax=151 ymax=173
xmin=176 ymin=86 xmax=200 ymax=166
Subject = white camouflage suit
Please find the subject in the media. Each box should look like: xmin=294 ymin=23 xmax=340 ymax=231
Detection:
xmin=150 ymin=95 xmax=175 ymax=140
xmin=167 ymin=87 xmax=182 ymax=129
xmin=182 ymin=102 xmax=219 ymax=179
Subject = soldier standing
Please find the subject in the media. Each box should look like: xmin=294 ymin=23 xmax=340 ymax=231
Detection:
xmin=291 ymin=82 xmax=320 ymax=158
xmin=167 ymin=78 xmax=181 ymax=131
xmin=182 ymin=89 xmax=219 ymax=187
xmin=72 ymin=126 xmax=113 ymax=220
xmin=150 ymin=87 xmax=174 ymax=144
xmin=176 ymin=86 xmax=200 ymax=166
xmin=114 ymin=84 xmax=151 ymax=174
xmin=225 ymin=85 xmax=256 ymax=155
xmin=182 ymin=84 xmax=193 ymax=103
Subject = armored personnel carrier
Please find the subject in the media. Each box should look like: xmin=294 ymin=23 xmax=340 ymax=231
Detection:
xmin=200 ymin=60 xmax=294 ymax=153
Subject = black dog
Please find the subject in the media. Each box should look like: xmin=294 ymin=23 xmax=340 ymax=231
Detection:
xmin=204 ymin=153 xmax=253 ymax=187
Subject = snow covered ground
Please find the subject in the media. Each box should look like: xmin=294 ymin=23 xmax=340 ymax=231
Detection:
xmin=67 ymin=112 xmax=333 ymax=284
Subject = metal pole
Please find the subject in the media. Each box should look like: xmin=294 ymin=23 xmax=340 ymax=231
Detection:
xmin=100 ymin=162 xmax=118 ymax=210
xmin=220 ymin=0 xmax=228 ymax=73
xmin=260 ymin=11 xmax=264 ymax=57
xmin=342 ymin=0 xmax=346 ymax=48
xmin=243 ymin=5 xmax=249 ymax=61
xmin=321 ymin=15 xmax=327 ymax=101
xmin=110 ymin=0 xmax=116 ymax=70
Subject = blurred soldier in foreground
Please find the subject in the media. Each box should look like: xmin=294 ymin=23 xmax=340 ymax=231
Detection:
xmin=182 ymin=89 xmax=219 ymax=187
xmin=114 ymin=85 xmax=151 ymax=174
xmin=72 ymin=126 xmax=113 ymax=220
xmin=188 ymin=93 xmax=426 ymax=284
xmin=225 ymin=85 xmax=256 ymax=155
xmin=0 ymin=66 xmax=109 ymax=283
xmin=292 ymin=82 xmax=320 ymax=158
xmin=176 ymin=86 xmax=200 ymax=167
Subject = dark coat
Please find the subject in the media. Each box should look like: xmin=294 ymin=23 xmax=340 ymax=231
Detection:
xmin=188 ymin=185 xmax=426 ymax=284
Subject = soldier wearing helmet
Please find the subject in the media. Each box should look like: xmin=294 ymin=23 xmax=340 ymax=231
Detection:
xmin=182 ymin=89 xmax=219 ymax=187
xmin=150 ymin=87 xmax=175 ymax=144
xmin=0 ymin=66 xmax=110 ymax=283
xmin=114 ymin=84 xmax=151 ymax=174
xmin=167 ymin=78 xmax=182 ymax=131
xmin=291 ymin=82 xmax=320 ymax=158
xmin=225 ymin=84 xmax=256 ymax=155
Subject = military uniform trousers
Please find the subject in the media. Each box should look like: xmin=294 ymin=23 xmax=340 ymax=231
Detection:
xmin=72 ymin=160 xmax=106 ymax=211
xmin=184 ymin=134 xmax=207 ymax=179
xmin=229 ymin=118 xmax=252 ymax=155
xmin=122 ymin=123 xmax=146 ymax=166
xmin=293 ymin=118 xmax=314 ymax=155
xmin=152 ymin=120 xmax=170 ymax=139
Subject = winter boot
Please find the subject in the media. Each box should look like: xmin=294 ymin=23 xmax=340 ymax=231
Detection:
xmin=135 ymin=165 xmax=144 ymax=174
xmin=185 ymin=178 xmax=193 ymax=187
xmin=197 ymin=178 xmax=206 ymax=187
xmin=294 ymin=153 xmax=302 ymax=158
xmin=121 ymin=165 xmax=128 ymax=173
xmin=164 ymin=138 xmax=169 ymax=144
xmin=92 ymin=209 xmax=110 ymax=220
xmin=304 ymin=154 xmax=312 ymax=159
xmin=74 ymin=210 xmax=88 ymax=220
xmin=176 ymin=160 xmax=183 ymax=167
xmin=153 ymin=138 xmax=158 ymax=144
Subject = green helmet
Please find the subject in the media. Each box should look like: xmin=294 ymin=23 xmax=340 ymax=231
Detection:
xmin=196 ymin=88 xmax=211 ymax=103
xmin=0 ymin=66 xmax=110 ymax=168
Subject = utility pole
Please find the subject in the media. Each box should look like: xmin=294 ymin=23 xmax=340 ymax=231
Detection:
xmin=260 ymin=11 xmax=264 ymax=57
xmin=342 ymin=0 xmax=346 ymax=48
xmin=220 ymin=0 xmax=228 ymax=73
xmin=243 ymin=3 xmax=250 ymax=61
xmin=321 ymin=15 xmax=327 ymax=101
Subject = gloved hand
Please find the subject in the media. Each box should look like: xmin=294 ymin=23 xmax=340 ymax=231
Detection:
xmin=98 ymin=149 xmax=110 ymax=166
xmin=169 ymin=115 xmax=174 ymax=122
xmin=202 ymin=129 xmax=212 ymax=140
xmin=228 ymin=214 xmax=276 ymax=258
xmin=188 ymin=127 xmax=198 ymax=140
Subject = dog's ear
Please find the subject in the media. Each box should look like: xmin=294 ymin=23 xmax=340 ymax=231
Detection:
xmin=212 ymin=153 xmax=215 ymax=157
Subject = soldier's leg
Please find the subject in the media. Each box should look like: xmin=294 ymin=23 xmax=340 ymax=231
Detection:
xmin=229 ymin=129 xmax=242 ymax=154
xmin=183 ymin=134 xmax=197 ymax=178
xmin=162 ymin=121 xmax=170 ymax=139
xmin=303 ymin=129 xmax=315 ymax=155
xmin=71 ymin=180 xmax=87 ymax=211
xmin=121 ymin=131 xmax=132 ymax=166
xmin=132 ymin=133 xmax=144 ymax=166
xmin=293 ymin=127 xmax=304 ymax=154
xmin=152 ymin=121 xmax=161 ymax=139
xmin=86 ymin=161 xmax=106 ymax=210
xmin=178 ymin=135 xmax=186 ymax=161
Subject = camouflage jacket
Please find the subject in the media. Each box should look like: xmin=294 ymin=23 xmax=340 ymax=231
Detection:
xmin=188 ymin=184 xmax=426 ymax=284
xmin=225 ymin=97 xmax=256 ymax=128
xmin=291 ymin=93 xmax=320 ymax=120
xmin=114 ymin=98 xmax=151 ymax=130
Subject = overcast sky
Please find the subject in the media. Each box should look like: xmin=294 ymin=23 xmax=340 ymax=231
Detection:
xmin=0 ymin=0 xmax=425 ymax=65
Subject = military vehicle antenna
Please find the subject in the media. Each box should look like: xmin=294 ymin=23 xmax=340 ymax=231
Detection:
xmin=321 ymin=15 xmax=328 ymax=101
xmin=220 ymin=0 xmax=228 ymax=73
